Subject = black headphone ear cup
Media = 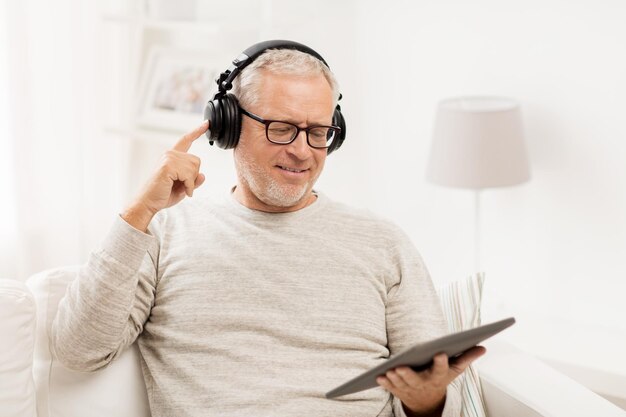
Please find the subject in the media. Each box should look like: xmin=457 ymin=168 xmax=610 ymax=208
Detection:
xmin=328 ymin=106 xmax=346 ymax=154
xmin=203 ymin=94 xmax=241 ymax=149
xmin=220 ymin=95 xmax=233 ymax=149
xmin=203 ymin=99 xmax=221 ymax=145
xmin=216 ymin=94 xmax=239 ymax=149
xmin=223 ymin=94 xmax=241 ymax=149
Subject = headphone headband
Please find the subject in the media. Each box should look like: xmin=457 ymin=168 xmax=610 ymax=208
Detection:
xmin=216 ymin=40 xmax=330 ymax=95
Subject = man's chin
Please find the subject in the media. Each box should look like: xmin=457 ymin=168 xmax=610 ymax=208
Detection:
xmin=259 ymin=184 xmax=311 ymax=208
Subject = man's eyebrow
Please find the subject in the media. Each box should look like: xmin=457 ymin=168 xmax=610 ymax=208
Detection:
xmin=272 ymin=116 xmax=333 ymax=126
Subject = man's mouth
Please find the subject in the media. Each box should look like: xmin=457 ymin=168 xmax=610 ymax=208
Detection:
xmin=277 ymin=165 xmax=307 ymax=173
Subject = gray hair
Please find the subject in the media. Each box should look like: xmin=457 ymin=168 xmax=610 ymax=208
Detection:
xmin=230 ymin=48 xmax=340 ymax=109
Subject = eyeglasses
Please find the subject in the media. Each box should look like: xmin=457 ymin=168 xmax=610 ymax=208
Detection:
xmin=239 ymin=106 xmax=341 ymax=149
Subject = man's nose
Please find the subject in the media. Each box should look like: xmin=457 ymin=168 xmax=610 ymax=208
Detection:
xmin=286 ymin=130 xmax=311 ymax=159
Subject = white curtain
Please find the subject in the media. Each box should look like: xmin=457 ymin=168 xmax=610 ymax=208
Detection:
xmin=0 ymin=0 xmax=18 ymax=278
xmin=0 ymin=0 xmax=117 ymax=280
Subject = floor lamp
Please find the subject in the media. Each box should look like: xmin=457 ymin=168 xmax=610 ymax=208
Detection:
xmin=425 ymin=96 xmax=530 ymax=273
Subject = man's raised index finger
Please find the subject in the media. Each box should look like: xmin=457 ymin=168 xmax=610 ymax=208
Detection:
xmin=172 ymin=120 xmax=209 ymax=152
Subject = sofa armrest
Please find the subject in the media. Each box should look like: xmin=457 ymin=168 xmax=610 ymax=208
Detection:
xmin=476 ymin=340 xmax=626 ymax=417
xmin=0 ymin=279 xmax=37 ymax=417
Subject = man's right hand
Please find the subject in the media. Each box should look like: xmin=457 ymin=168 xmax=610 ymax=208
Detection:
xmin=121 ymin=121 xmax=209 ymax=232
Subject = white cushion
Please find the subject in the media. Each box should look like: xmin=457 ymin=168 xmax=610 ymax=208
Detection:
xmin=26 ymin=267 xmax=151 ymax=417
xmin=437 ymin=273 xmax=488 ymax=417
xmin=0 ymin=279 xmax=37 ymax=417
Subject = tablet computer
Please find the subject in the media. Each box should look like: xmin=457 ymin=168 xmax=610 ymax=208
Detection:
xmin=325 ymin=317 xmax=515 ymax=398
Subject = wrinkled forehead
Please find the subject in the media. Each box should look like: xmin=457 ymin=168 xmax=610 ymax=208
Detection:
xmin=252 ymin=72 xmax=335 ymax=124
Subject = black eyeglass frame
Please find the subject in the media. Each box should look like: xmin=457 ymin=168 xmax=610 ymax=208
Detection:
xmin=239 ymin=106 xmax=342 ymax=149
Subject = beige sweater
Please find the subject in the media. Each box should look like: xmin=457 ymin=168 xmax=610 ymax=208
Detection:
xmin=52 ymin=192 xmax=461 ymax=417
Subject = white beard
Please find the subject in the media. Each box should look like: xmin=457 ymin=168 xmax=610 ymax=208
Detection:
xmin=235 ymin=150 xmax=311 ymax=208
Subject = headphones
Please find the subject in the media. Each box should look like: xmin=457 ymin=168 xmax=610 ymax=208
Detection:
xmin=203 ymin=40 xmax=346 ymax=154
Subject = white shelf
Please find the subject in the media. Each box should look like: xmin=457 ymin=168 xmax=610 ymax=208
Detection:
xmin=103 ymin=125 xmax=191 ymax=147
xmin=101 ymin=14 xmax=133 ymax=24
xmin=141 ymin=19 xmax=221 ymax=33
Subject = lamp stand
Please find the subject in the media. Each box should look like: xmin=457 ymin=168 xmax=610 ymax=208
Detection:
xmin=474 ymin=190 xmax=482 ymax=273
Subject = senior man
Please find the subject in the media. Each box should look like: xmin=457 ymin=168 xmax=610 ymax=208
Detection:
xmin=53 ymin=40 xmax=484 ymax=417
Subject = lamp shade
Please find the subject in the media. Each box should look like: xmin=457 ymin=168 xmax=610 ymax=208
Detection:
xmin=426 ymin=96 xmax=530 ymax=189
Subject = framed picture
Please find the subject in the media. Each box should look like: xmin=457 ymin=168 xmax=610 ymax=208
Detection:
xmin=137 ymin=46 xmax=221 ymax=132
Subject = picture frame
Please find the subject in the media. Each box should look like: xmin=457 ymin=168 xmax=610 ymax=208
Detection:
xmin=137 ymin=46 xmax=221 ymax=132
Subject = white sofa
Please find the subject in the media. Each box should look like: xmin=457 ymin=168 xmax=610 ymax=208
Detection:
xmin=1 ymin=268 xmax=625 ymax=417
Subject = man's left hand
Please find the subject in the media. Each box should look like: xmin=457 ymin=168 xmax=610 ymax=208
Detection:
xmin=376 ymin=346 xmax=486 ymax=416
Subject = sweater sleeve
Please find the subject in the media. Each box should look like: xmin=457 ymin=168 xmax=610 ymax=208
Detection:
xmin=384 ymin=226 xmax=463 ymax=416
xmin=51 ymin=215 xmax=160 ymax=371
